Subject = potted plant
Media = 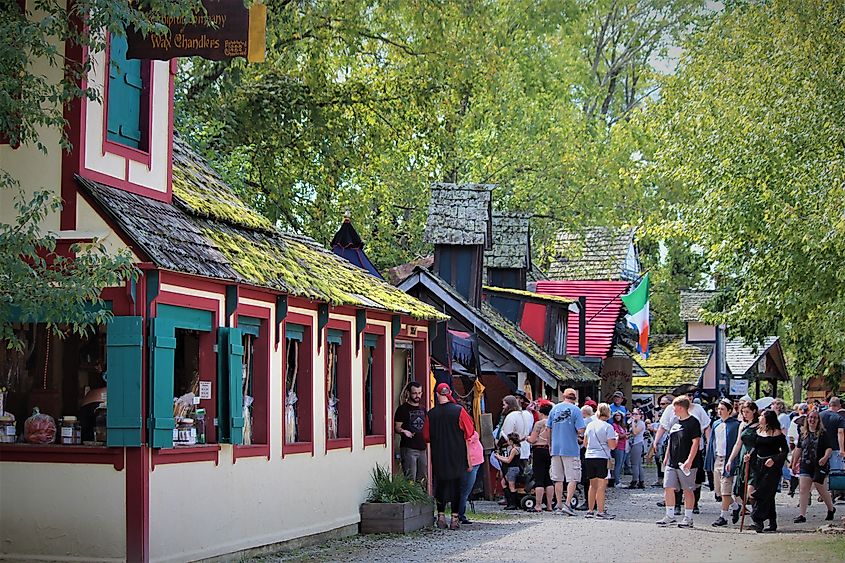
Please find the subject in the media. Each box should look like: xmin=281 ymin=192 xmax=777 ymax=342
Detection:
xmin=359 ymin=465 xmax=434 ymax=533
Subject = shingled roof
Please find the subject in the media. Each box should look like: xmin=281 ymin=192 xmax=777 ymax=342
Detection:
xmin=548 ymin=227 xmax=638 ymax=281
xmin=725 ymin=336 xmax=782 ymax=377
xmin=399 ymin=268 xmax=598 ymax=384
xmin=484 ymin=212 xmax=530 ymax=269
xmin=423 ymin=183 xmax=493 ymax=246
xmin=680 ymin=289 xmax=719 ymax=322
xmin=77 ymin=138 xmax=445 ymax=320
xmin=629 ymin=334 xmax=713 ymax=393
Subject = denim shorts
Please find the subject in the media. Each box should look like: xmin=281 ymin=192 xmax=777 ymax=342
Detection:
xmin=504 ymin=466 xmax=521 ymax=482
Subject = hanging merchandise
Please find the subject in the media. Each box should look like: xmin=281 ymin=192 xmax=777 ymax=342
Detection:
xmin=285 ymin=339 xmax=299 ymax=443
xmin=472 ymin=378 xmax=486 ymax=433
xmin=327 ymin=343 xmax=338 ymax=440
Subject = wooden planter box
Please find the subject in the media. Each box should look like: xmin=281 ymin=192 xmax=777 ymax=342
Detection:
xmin=359 ymin=501 xmax=434 ymax=534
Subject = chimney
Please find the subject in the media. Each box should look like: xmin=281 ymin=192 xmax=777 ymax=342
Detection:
xmin=423 ymin=183 xmax=493 ymax=307
xmin=484 ymin=211 xmax=531 ymax=291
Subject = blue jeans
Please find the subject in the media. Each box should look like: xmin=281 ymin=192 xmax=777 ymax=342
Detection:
xmin=458 ymin=464 xmax=481 ymax=518
xmin=629 ymin=442 xmax=645 ymax=483
xmin=612 ymin=449 xmax=627 ymax=483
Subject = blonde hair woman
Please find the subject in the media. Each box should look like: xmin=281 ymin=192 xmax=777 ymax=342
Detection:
xmin=583 ymin=402 xmax=618 ymax=519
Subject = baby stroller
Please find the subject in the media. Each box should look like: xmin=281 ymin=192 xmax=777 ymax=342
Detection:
xmin=517 ymin=466 xmax=583 ymax=511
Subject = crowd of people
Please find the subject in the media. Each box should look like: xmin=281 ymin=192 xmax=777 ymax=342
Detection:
xmin=393 ymin=379 xmax=845 ymax=531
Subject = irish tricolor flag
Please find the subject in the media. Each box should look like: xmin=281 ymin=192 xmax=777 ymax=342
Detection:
xmin=622 ymin=273 xmax=650 ymax=359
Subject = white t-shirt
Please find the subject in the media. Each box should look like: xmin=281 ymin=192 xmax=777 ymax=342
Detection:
xmin=585 ymin=419 xmax=618 ymax=459
xmin=715 ymin=420 xmax=728 ymax=457
xmin=501 ymin=411 xmax=531 ymax=460
xmin=660 ymin=403 xmax=709 ymax=450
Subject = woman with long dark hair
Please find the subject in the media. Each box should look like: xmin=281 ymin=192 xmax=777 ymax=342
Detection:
xmin=790 ymin=409 xmax=837 ymax=523
xmin=726 ymin=401 xmax=759 ymax=523
xmin=747 ymin=409 xmax=789 ymax=532
xmin=610 ymin=411 xmax=628 ymax=487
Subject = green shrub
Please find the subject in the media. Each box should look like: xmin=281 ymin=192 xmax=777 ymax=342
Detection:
xmin=366 ymin=465 xmax=431 ymax=504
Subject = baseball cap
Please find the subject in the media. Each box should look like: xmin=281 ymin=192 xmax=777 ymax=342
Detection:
xmin=612 ymin=391 xmax=624 ymax=398
xmin=435 ymin=383 xmax=456 ymax=403
xmin=585 ymin=399 xmax=597 ymax=409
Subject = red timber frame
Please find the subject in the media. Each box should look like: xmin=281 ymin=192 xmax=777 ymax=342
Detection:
xmin=281 ymin=304 xmax=315 ymax=457
xmin=362 ymin=323 xmax=387 ymax=447
xmin=325 ymin=317 xmax=353 ymax=451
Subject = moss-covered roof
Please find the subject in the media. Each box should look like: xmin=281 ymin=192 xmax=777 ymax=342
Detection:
xmin=483 ymin=285 xmax=574 ymax=306
xmin=629 ymin=334 xmax=713 ymax=392
xmin=78 ymin=141 xmax=446 ymax=321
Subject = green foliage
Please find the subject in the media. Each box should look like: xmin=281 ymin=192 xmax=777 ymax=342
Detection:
xmin=365 ymin=465 xmax=431 ymax=504
xmin=176 ymin=0 xmax=704 ymax=271
xmin=0 ymin=187 xmax=138 ymax=349
xmin=643 ymin=0 xmax=845 ymax=387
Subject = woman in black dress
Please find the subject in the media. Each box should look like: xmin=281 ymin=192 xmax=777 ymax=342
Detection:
xmin=747 ymin=409 xmax=789 ymax=532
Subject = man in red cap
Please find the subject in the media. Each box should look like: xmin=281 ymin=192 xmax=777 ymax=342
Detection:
xmin=423 ymin=383 xmax=475 ymax=530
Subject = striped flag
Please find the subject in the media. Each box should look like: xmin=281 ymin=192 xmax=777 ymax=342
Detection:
xmin=621 ymin=273 xmax=650 ymax=359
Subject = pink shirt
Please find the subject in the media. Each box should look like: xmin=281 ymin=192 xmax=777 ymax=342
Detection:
xmin=467 ymin=431 xmax=484 ymax=466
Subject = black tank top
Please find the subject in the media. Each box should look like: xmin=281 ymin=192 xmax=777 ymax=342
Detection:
xmin=427 ymin=402 xmax=467 ymax=480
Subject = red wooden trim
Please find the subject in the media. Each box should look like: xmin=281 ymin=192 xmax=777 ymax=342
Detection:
xmin=364 ymin=435 xmax=386 ymax=447
xmin=239 ymin=287 xmax=279 ymax=303
xmin=60 ymin=16 xmax=85 ymax=231
xmin=103 ymin=139 xmax=153 ymax=166
xmin=288 ymin=296 xmax=320 ymax=310
xmin=159 ymin=271 xmax=226 ymax=295
xmin=78 ymin=168 xmax=171 ymax=202
xmin=326 ymin=438 xmax=352 ymax=450
xmin=0 ymin=444 xmax=125 ymax=470
xmin=326 ymin=318 xmax=352 ymax=331
xmin=232 ymin=443 xmax=270 ymax=462
xmin=151 ymin=445 xmax=220 ymax=469
xmin=286 ymin=311 xmax=314 ymax=325
xmin=238 ymin=303 xmax=271 ymax=319
xmin=364 ymin=325 xmax=387 ymax=336
xmin=153 ymin=291 xmax=221 ymax=315
xmin=125 ymin=447 xmax=149 ymax=563
xmin=282 ymin=442 xmax=313 ymax=456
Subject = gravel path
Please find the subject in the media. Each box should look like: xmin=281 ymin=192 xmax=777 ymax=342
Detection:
xmin=255 ymin=483 xmax=843 ymax=562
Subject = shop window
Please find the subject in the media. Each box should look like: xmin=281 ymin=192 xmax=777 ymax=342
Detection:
xmin=326 ymin=328 xmax=351 ymax=447
xmin=106 ymin=34 xmax=149 ymax=151
xmin=237 ymin=316 xmax=268 ymax=447
xmin=150 ymin=304 xmax=216 ymax=448
xmin=0 ymin=315 xmax=143 ymax=447
xmin=284 ymin=322 xmax=312 ymax=451
xmin=363 ymin=333 xmax=386 ymax=443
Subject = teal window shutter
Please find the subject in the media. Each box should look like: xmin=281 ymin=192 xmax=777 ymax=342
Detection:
xmin=149 ymin=318 xmax=176 ymax=448
xmin=327 ymin=329 xmax=343 ymax=345
xmin=106 ymin=34 xmax=143 ymax=148
xmin=364 ymin=334 xmax=379 ymax=349
xmin=217 ymin=327 xmax=245 ymax=445
xmin=105 ymin=316 xmax=144 ymax=447
xmin=228 ymin=327 xmax=245 ymax=444
xmin=285 ymin=323 xmax=304 ymax=342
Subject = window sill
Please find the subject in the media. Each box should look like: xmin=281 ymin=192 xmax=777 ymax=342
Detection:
xmin=364 ymin=435 xmax=387 ymax=447
xmin=283 ymin=441 xmax=313 ymax=457
xmin=0 ymin=443 xmax=125 ymax=470
xmin=233 ymin=443 xmax=270 ymax=463
xmin=327 ymin=437 xmax=353 ymax=451
xmin=103 ymin=138 xmax=152 ymax=166
xmin=151 ymin=444 xmax=220 ymax=469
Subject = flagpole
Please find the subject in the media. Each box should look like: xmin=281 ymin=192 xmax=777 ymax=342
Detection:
xmin=583 ymin=270 xmax=649 ymax=325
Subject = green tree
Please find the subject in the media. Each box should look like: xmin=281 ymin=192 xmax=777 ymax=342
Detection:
xmin=643 ymin=0 xmax=845 ymax=391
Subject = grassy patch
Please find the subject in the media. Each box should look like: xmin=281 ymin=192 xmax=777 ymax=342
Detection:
xmin=765 ymin=534 xmax=845 ymax=560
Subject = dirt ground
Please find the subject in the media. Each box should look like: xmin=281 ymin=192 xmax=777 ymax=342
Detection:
xmin=253 ymin=482 xmax=845 ymax=563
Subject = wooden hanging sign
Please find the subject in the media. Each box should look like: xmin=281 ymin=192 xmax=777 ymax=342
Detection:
xmin=126 ymin=1 xmax=266 ymax=62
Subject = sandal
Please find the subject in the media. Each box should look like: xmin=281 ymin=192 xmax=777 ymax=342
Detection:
xmin=449 ymin=517 xmax=461 ymax=530
xmin=436 ymin=515 xmax=447 ymax=529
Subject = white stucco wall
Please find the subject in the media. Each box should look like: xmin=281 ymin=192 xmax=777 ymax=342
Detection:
xmin=0 ymin=462 xmax=126 ymax=562
xmin=148 ymin=302 xmax=400 ymax=562
xmin=687 ymin=322 xmax=716 ymax=342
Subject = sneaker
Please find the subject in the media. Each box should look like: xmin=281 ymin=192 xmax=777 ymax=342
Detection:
xmin=656 ymin=501 xmax=666 ymax=507
xmin=651 ymin=481 xmax=663 ymax=488
xmin=693 ymin=505 xmax=700 ymax=514
xmin=449 ymin=518 xmax=460 ymax=530
xmin=712 ymin=517 xmax=728 ymax=527
xmin=731 ymin=507 xmax=741 ymax=524
xmin=678 ymin=517 xmax=694 ymax=528
xmin=656 ymin=515 xmax=677 ymax=526
xmin=558 ymin=504 xmax=576 ymax=516
xmin=596 ymin=511 xmax=616 ymax=520
xmin=458 ymin=516 xmax=472 ymax=525
xmin=574 ymin=501 xmax=589 ymax=511
xmin=793 ymin=515 xmax=806 ymax=523
xmin=826 ymin=508 xmax=836 ymax=521
xmin=584 ymin=511 xmax=595 ymax=518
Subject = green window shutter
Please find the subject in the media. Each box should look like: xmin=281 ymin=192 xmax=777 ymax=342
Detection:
xmin=285 ymin=323 xmax=304 ymax=342
xmin=327 ymin=329 xmax=343 ymax=345
xmin=149 ymin=318 xmax=176 ymax=448
xmin=217 ymin=327 xmax=231 ymax=443
xmin=106 ymin=34 xmax=143 ymax=148
xmin=364 ymin=334 xmax=379 ymax=349
xmin=105 ymin=316 xmax=144 ymax=447
xmin=218 ymin=327 xmax=245 ymax=445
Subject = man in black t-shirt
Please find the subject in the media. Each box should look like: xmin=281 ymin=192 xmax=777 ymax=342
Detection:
xmin=657 ymin=396 xmax=702 ymax=528
xmin=394 ymin=382 xmax=427 ymax=483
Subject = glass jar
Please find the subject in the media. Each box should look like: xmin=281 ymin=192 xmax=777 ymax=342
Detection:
xmin=59 ymin=416 xmax=81 ymax=445
xmin=194 ymin=409 xmax=206 ymax=445
xmin=0 ymin=414 xmax=16 ymax=443
xmin=93 ymin=405 xmax=107 ymax=444
xmin=174 ymin=418 xmax=196 ymax=447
